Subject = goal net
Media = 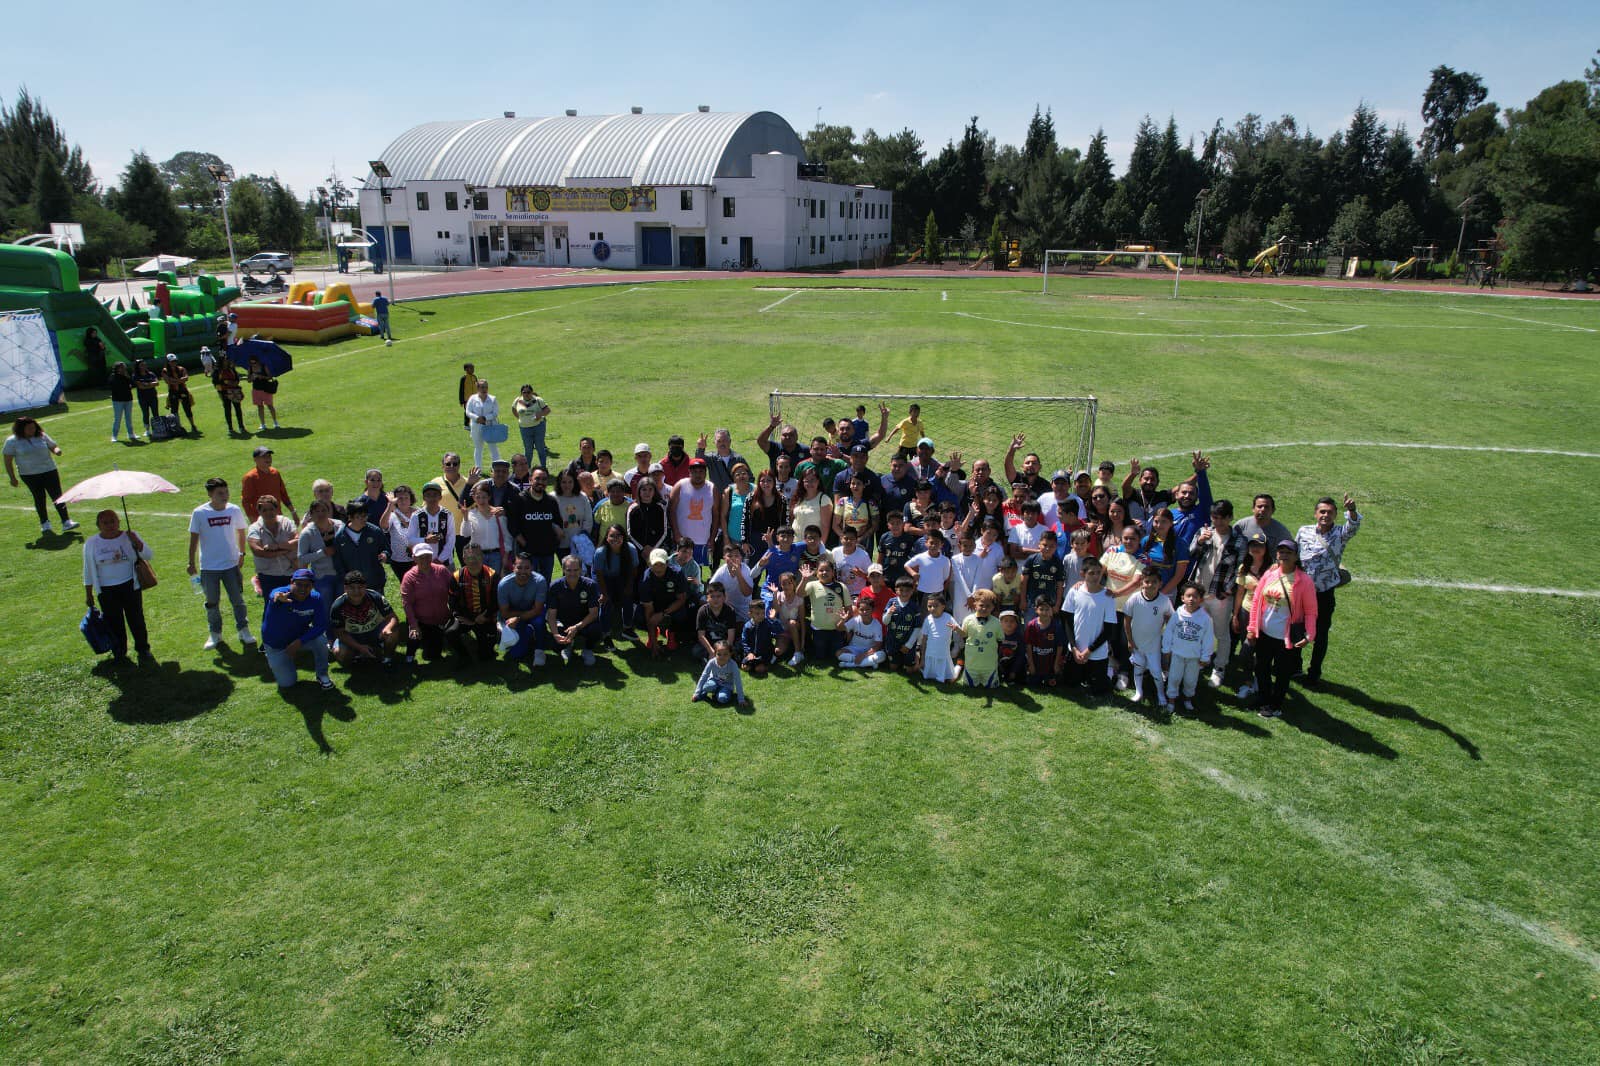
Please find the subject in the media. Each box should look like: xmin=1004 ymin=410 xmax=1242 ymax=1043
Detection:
xmin=769 ymin=391 xmax=1098 ymax=481
xmin=1043 ymin=248 xmax=1184 ymax=297
xmin=0 ymin=310 xmax=62 ymax=414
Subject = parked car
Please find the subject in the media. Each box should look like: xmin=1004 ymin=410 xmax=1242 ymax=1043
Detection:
xmin=240 ymin=252 xmax=294 ymax=274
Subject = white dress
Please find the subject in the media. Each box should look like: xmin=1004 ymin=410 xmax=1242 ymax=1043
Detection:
xmin=918 ymin=613 xmax=959 ymax=681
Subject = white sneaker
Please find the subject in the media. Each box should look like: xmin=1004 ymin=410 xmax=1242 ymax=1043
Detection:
xmin=61 ymin=519 xmax=79 ymax=531
xmin=238 ymin=627 xmax=257 ymax=646
xmin=1237 ymin=682 xmax=1255 ymax=701
xmin=1114 ymin=673 xmax=1130 ymax=691
xmin=258 ymin=423 xmax=267 ymax=431
xmin=112 ymin=437 xmax=119 ymax=443
xmin=788 ymin=652 xmax=804 ymax=667
xmin=1207 ymin=668 xmax=1225 ymax=689
xmin=532 ymin=650 xmax=546 ymax=667
xmin=1128 ymin=676 xmax=1142 ymax=701
xmin=40 ymin=520 xmax=53 ymax=534
xmin=203 ymin=633 xmax=222 ymax=650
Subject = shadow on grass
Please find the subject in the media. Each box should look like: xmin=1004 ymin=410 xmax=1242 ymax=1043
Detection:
xmin=1191 ymin=702 xmax=1273 ymax=739
xmin=955 ymin=684 xmax=1043 ymax=713
xmin=280 ymin=683 xmax=355 ymax=753
xmin=1314 ymin=678 xmax=1480 ymax=760
xmin=340 ymin=664 xmax=416 ymax=705
xmin=252 ymin=426 xmax=313 ymax=441
xmin=1281 ymin=691 xmax=1398 ymax=760
xmin=27 ymin=529 xmax=82 ymax=552
xmin=97 ymin=660 xmax=233 ymax=724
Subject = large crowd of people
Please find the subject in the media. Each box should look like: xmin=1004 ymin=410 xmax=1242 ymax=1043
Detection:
xmin=35 ymin=381 xmax=1364 ymax=718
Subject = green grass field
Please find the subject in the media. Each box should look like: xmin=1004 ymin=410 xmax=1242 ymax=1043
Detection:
xmin=3 ymin=275 xmax=1597 ymax=1063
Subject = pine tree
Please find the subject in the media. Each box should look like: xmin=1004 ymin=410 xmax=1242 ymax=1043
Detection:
xmin=923 ymin=210 xmax=941 ymax=264
xmin=113 ymin=151 xmax=184 ymax=250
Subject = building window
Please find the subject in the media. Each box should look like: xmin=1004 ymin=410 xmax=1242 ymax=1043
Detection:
xmin=472 ymin=191 xmax=489 ymax=211
xmin=588 ymin=232 xmax=605 ymax=241
xmin=445 ymin=191 xmax=459 ymax=211
xmin=720 ymin=236 xmax=728 ymax=244
xmin=681 ymin=189 xmax=693 ymax=210
xmin=416 ymin=191 xmax=429 ymax=211
xmin=723 ymin=197 xmax=735 ymax=218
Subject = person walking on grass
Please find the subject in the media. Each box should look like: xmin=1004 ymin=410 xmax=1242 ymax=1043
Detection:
xmin=83 ymin=508 xmax=155 ymax=667
xmin=512 ymin=384 xmax=551 ymax=469
xmin=5 ymin=416 xmax=78 ymax=536
xmin=187 ymin=477 xmax=257 ymax=651
xmin=109 ymin=362 xmax=137 ymax=443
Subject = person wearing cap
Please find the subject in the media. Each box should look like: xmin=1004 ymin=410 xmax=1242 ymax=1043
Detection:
xmin=464 ymin=378 xmax=502 ymax=471
xmin=330 ymin=570 xmax=399 ymax=669
xmin=640 ymin=547 xmax=690 ymax=655
xmin=909 ymin=436 xmax=939 ymax=481
xmin=160 ymin=354 xmax=199 ymax=434
xmin=400 ymin=542 xmax=454 ymax=663
xmin=659 ymin=435 xmax=693 ymax=486
xmin=1188 ymin=499 xmax=1247 ymax=688
xmin=209 ymin=348 xmax=246 ymax=435
xmin=1295 ymin=494 xmax=1362 ymax=683
xmin=498 ymin=552 xmax=550 ymax=668
xmin=624 ymin=442 xmax=653 ymax=491
xmin=242 ymin=452 xmax=293 ymax=527
xmin=261 ymin=569 xmax=333 ymax=690
xmin=831 ymin=443 xmax=881 ymax=503
xmin=511 ymin=384 xmax=551 ymax=469
xmin=1246 ymin=540 xmax=1318 ymax=717
xmin=406 ymin=483 xmax=457 ymax=567
xmin=1038 ymin=469 xmax=1080 ymax=531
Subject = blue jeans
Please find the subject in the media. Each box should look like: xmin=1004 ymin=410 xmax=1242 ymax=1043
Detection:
xmin=376 ymin=311 xmax=391 ymax=340
xmin=695 ymin=679 xmax=737 ymax=705
xmin=112 ymin=400 xmax=135 ymax=439
xmin=503 ymin=617 xmax=548 ymax=661
xmin=265 ymin=638 xmax=329 ymax=688
xmin=201 ymin=567 xmax=250 ymax=635
xmin=520 ymin=422 xmax=548 ymax=469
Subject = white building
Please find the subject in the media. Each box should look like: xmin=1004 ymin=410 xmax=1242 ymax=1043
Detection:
xmin=359 ymin=109 xmax=893 ymax=271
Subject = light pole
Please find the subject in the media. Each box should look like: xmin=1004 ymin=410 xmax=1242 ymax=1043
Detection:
xmin=316 ymin=186 xmax=334 ymax=274
xmin=1192 ymin=188 xmax=1209 ymax=270
xmin=369 ymin=159 xmax=397 ymax=302
xmin=1452 ymin=193 xmax=1479 ymax=273
xmin=205 ymin=163 xmax=239 ymax=284
xmin=465 ymin=184 xmax=477 ymax=269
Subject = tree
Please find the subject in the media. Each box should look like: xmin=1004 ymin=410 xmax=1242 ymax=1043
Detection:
xmin=989 ymin=216 xmax=1004 ymax=270
xmin=1374 ymin=202 xmax=1421 ymax=259
xmin=1326 ymin=196 xmax=1375 ymax=254
xmin=1101 ymin=186 xmax=1134 ymax=244
xmin=859 ymin=128 xmax=926 ymax=245
xmin=74 ymin=194 xmax=151 ymax=272
xmin=112 ymin=151 xmax=184 ymax=250
xmin=0 ymin=89 xmax=95 ymax=225
xmin=228 ymin=177 xmax=266 ymax=236
xmin=160 ymin=150 xmax=226 ymax=211
xmin=923 ymin=210 xmax=941 ymax=263
xmin=262 ymin=178 xmax=305 ymax=251
xmin=1266 ymin=203 xmax=1297 ymax=242
xmin=803 ymin=125 xmax=861 ymax=185
xmin=1221 ymin=211 xmax=1261 ymax=271
xmin=1494 ymin=80 xmax=1600 ymax=277
xmin=1419 ymin=66 xmax=1489 ymax=162
xmin=30 ymin=153 xmax=74 ymax=225
xmin=1078 ymin=129 xmax=1115 ymax=202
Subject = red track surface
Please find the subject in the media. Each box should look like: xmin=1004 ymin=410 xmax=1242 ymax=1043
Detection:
xmin=331 ymin=264 xmax=1597 ymax=302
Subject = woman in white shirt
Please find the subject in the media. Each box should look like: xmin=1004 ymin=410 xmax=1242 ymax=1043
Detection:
xmin=83 ymin=509 xmax=154 ymax=665
xmin=462 ymin=481 xmax=513 ymax=574
xmin=385 ymin=484 xmax=420 ymax=583
xmin=464 ymin=378 xmax=502 ymax=470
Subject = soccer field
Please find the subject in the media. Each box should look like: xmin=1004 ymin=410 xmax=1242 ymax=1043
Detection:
xmin=3 ymin=275 xmax=1596 ymax=1062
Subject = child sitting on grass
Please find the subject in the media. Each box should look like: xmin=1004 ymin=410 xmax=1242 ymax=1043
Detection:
xmin=838 ymin=591 xmax=886 ymax=668
xmin=691 ymin=641 xmax=747 ymax=707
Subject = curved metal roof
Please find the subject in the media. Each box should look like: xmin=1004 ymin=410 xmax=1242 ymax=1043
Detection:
xmin=366 ymin=111 xmax=805 ymax=188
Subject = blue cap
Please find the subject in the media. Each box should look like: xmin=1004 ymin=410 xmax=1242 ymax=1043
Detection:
xmin=291 ymin=568 xmax=315 ymax=581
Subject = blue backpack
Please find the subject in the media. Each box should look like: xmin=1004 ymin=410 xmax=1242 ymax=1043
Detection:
xmin=81 ymin=608 xmax=114 ymax=655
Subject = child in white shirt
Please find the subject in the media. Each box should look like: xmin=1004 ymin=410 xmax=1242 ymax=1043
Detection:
xmin=837 ymin=591 xmax=886 ymax=668
xmin=915 ymin=591 xmax=960 ymax=682
xmin=1123 ymin=566 xmax=1175 ymax=708
xmin=1163 ymin=583 xmax=1217 ymax=712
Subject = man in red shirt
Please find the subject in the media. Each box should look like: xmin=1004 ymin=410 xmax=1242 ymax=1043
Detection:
xmin=241 ymin=446 xmax=298 ymax=524
xmin=400 ymin=542 xmax=455 ymax=663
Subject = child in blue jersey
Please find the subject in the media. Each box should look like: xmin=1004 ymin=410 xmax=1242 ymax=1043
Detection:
xmin=883 ymin=577 xmax=922 ymax=673
xmin=755 ymin=526 xmax=801 ymax=607
xmin=1020 ymin=530 xmax=1066 ymax=620
xmin=877 ymin=510 xmax=920 ymax=587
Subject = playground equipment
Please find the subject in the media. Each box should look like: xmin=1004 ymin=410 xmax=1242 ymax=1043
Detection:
xmin=1090 ymin=245 xmax=1179 ymax=271
xmin=1384 ymin=244 xmax=1438 ymax=281
xmin=227 ymin=281 xmax=378 ymax=343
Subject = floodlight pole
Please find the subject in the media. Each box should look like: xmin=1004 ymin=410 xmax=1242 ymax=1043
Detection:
xmin=317 ymin=186 xmax=334 ymax=275
xmin=207 ymin=163 xmax=239 ymax=285
xmin=1192 ymin=188 xmax=1209 ymax=271
xmin=370 ymin=160 xmax=397 ymax=303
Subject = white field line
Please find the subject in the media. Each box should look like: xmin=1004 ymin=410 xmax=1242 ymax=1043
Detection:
xmin=1267 ymin=299 xmax=1306 ymax=313
xmin=1358 ymin=577 xmax=1600 ymax=599
xmin=38 ymin=286 xmax=642 ymax=424
xmin=1140 ymin=440 xmax=1600 ymax=461
xmin=1448 ymin=305 xmax=1596 ymax=333
xmin=1118 ymin=719 xmax=1600 ymax=973
xmin=757 ymin=289 xmax=802 ymax=313
xmin=953 ymin=310 xmax=1368 ymax=340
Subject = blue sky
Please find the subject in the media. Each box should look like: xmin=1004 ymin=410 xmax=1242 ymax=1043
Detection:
xmin=7 ymin=1 xmax=1595 ymax=196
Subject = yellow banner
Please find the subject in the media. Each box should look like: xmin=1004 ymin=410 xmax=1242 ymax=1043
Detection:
xmin=505 ymin=186 xmax=657 ymax=213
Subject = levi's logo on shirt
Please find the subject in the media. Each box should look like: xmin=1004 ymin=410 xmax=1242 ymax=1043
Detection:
xmin=207 ymin=515 xmax=233 ymax=527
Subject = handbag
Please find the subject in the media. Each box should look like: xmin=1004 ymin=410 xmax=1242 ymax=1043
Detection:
xmin=135 ymin=557 xmax=158 ymax=589
xmin=225 ymin=386 xmax=245 ymax=403
xmin=482 ymin=422 xmax=509 ymax=444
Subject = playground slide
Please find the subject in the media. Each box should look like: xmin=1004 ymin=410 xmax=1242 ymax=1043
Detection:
xmin=1388 ymin=256 xmax=1418 ymax=279
xmin=0 ymin=243 xmax=154 ymax=388
xmin=1250 ymin=243 xmax=1281 ymax=269
xmin=1157 ymin=254 xmax=1179 ymax=271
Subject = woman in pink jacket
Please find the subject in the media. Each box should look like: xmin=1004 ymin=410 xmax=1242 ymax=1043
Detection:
xmin=1247 ymin=539 xmax=1318 ymax=718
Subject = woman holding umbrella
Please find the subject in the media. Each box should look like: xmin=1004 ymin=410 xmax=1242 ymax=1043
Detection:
xmin=249 ymin=355 xmax=281 ymax=431
xmin=83 ymin=509 xmax=155 ymax=666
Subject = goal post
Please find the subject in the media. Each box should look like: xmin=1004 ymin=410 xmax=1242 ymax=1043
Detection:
xmin=769 ymin=391 xmax=1098 ymax=481
xmin=1042 ymin=248 xmax=1185 ymax=298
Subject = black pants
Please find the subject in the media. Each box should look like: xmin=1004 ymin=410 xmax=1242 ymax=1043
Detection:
xmin=1253 ymin=638 xmax=1301 ymax=707
xmin=98 ymin=580 xmax=150 ymax=658
xmin=21 ymin=469 xmax=67 ymax=524
xmin=451 ymin=620 xmax=498 ymax=663
xmin=137 ymin=391 xmax=160 ymax=429
xmin=1309 ymin=587 xmax=1336 ymax=676
xmin=219 ymin=396 xmax=245 ymax=430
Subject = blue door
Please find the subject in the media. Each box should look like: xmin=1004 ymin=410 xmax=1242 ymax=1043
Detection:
xmin=641 ymin=226 xmax=672 ymax=267
xmin=391 ymin=225 xmax=412 ymax=263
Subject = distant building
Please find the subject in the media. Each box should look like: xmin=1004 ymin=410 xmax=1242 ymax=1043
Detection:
xmin=359 ymin=110 xmax=892 ymax=271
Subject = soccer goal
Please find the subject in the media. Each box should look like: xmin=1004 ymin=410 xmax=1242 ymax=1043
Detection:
xmin=1042 ymin=248 xmax=1185 ymax=298
xmin=769 ymin=391 xmax=1098 ymax=479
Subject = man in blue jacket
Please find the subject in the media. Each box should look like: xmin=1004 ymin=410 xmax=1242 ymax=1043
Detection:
xmin=262 ymin=568 xmax=334 ymax=690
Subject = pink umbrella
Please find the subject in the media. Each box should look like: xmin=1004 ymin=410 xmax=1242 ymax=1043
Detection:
xmin=57 ymin=468 xmax=181 ymax=528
